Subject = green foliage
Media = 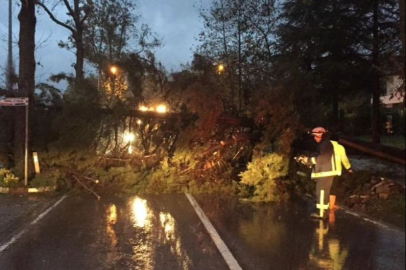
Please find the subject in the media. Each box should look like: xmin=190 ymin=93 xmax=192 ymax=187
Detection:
xmin=30 ymin=169 xmax=61 ymax=188
xmin=0 ymin=168 xmax=19 ymax=187
xmin=239 ymin=153 xmax=290 ymax=202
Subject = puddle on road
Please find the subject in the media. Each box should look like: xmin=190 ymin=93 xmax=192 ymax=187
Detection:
xmin=197 ymin=196 xmax=405 ymax=270
xmin=101 ymin=196 xmax=192 ymax=270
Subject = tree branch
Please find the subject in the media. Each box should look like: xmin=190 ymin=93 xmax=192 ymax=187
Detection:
xmin=80 ymin=8 xmax=92 ymax=24
xmin=36 ymin=1 xmax=75 ymax=34
xmin=62 ymin=0 xmax=76 ymax=21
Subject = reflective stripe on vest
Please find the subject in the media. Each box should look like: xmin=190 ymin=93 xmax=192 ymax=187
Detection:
xmin=311 ymin=170 xmax=342 ymax=178
xmin=311 ymin=150 xmax=341 ymax=179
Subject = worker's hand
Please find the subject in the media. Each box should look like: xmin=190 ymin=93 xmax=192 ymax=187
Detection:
xmin=348 ymin=169 xmax=353 ymax=174
xmin=295 ymin=156 xmax=308 ymax=164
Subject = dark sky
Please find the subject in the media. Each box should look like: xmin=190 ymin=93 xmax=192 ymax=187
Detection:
xmin=0 ymin=0 xmax=213 ymax=89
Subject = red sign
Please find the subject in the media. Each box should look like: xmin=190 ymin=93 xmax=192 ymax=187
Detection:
xmin=0 ymin=98 xmax=28 ymax=107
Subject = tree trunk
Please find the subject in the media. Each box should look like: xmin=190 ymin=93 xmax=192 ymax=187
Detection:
xmin=400 ymin=0 xmax=405 ymax=105
xmin=15 ymin=0 xmax=36 ymax=178
xmin=75 ymin=27 xmax=85 ymax=83
xmin=237 ymin=13 xmax=243 ymax=112
xmin=371 ymin=0 xmax=381 ymax=144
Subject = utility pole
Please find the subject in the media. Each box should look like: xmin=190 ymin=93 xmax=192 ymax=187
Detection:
xmin=7 ymin=0 xmax=14 ymax=91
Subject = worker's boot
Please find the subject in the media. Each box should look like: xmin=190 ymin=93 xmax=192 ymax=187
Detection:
xmin=330 ymin=195 xmax=339 ymax=210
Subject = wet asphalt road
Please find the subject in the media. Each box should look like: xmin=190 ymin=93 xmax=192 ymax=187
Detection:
xmin=0 ymin=194 xmax=229 ymax=270
xmin=0 ymin=194 xmax=404 ymax=270
xmin=196 ymin=196 xmax=405 ymax=270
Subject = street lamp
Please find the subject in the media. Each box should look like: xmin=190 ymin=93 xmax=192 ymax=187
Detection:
xmin=217 ymin=64 xmax=225 ymax=74
xmin=109 ymin=65 xmax=118 ymax=98
xmin=124 ymin=132 xmax=135 ymax=143
xmin=156 ymin=104 xmax=167 ymax=114
xmin=110 ymin=66 xmax=118 ymax=75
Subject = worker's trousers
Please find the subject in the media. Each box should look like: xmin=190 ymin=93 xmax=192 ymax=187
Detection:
xmin=315 ymin=176 xmax=334 ymax=206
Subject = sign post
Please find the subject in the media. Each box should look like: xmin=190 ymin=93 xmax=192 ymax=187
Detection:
xmin=0 ymin=97 xmax=29 ymax=185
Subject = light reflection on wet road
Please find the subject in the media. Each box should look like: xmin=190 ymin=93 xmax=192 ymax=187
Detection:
xmin=0 ymin=194 xmax=404 ymax=270
xmin=0 ymin=195 xmax=228 ymax=270
xmin=196 ymin=196 xmax=405 ymax=270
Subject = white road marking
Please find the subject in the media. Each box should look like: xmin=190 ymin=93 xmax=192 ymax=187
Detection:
xmin=340 ymin=207 xmax=404 ymax=233
xmin=0 ymin=195 xmax=68 ymax=254
xmin=185 ymin=193 xmax=243 ymax=270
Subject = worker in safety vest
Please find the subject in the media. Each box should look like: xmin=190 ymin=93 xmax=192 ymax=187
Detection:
xmin=329 ymin=140 xmax=353 ymax=209
xmin=299 ymin=127 xmax=352 ymax=218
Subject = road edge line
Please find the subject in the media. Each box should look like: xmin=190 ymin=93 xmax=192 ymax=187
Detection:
xmin=0 ymin=194 xmax=68 ymax=254
xmin=340 ymin=207 xmax=405 ymax=234
xmin=185 ymin=193 xmax=243 ymax=270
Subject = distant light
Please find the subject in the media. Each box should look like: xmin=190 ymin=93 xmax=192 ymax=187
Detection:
xmin=110 ymin=66 xmax=117 ymax=75
xmin=139 ymin=105 xmax=148 ymax=112
xmin=124 ymin=133 xmax=135 ymax=143
xmin=156 ymin=104 xmax=167 ymax=114
xmin=218 ymin=64 xmax=225 ymax=74
xmin=128 ymin=145 xmax=133 ymax=154
xmin=136 ymin=119 xmax=142 ymax=125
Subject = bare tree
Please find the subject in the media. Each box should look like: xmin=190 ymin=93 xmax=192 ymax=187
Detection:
xmin=36 ymin=0 xmax=93 ymax=83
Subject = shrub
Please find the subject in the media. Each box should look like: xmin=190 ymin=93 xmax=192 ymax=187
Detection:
xmin=239 ymin=153 xmax=290 ymax=202
xmin=0 ymin=168 xmax=19 ymax=187
xmin=29 ymin=169 xmax=61 ymax=188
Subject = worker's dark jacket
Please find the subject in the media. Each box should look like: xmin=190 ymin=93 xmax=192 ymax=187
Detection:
xmin=307 ymin=139 xmax=340 ymax=179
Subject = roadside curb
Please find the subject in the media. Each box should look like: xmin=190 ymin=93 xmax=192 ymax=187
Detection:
xmin=338 ymin=204 xmax=405 ymax=234
xmin=0 ymin=186 xmax=56 ymax=195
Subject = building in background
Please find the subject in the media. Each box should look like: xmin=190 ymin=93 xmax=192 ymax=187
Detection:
xmin=380 ymin=75 xmax=404 ymax=134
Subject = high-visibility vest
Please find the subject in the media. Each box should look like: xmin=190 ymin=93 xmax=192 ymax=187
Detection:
xmin=331 ymin=140 xmax=352 ymax=172
xmin=311 ymin=140 xmax=351 ymax=179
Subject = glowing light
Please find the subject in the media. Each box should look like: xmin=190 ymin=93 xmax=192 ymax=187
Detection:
xmin=139 ymin=105 xmax=148 ymax=112
xmin=128 ymin=145 xmax=133 ymax=154
xmin=136 ymin=119 xmax=142 ymax=125
xmin=33 ymin=152 xmax=40 ymax=173
xmin=106 ymin=204 xmax=117 ymax=247
xmin=107 ymin=204 xmax=117 ymax=225
xmin=124 ymin=132 xmax=135 ymax=143
xmin=160 ymin=213 xmax=175 ymax=241
xmin=156 ymin=104 xmax=167 ymax=114
xmin=110 ymin=66 xmax=117 ymax=75
xmin=218 ymin=64 xmax=225 ymax=74
xmin=131 ymin=197 xmax=150 ymax=228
